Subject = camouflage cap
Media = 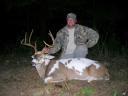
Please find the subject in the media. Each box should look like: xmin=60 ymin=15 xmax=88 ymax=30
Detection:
xmin=67 ymin=13 xmax=77 ymax=20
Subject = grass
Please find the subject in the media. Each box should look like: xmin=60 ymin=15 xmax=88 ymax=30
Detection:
xmin=76 ymin=86 xmax=95 ymax=96
xmin=112 ymin=90 xmax=120 ymax=96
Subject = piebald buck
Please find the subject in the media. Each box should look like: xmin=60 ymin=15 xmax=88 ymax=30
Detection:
xmin=21 ymin=30 xmax=109 ymax=84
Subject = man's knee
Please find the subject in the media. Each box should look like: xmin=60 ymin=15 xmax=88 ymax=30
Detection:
xmin=74 ymin=45 xmax=88 ymax=57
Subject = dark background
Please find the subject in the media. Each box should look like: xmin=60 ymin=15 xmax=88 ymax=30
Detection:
xmin=0 ymin=0 xmax=128 ymax=52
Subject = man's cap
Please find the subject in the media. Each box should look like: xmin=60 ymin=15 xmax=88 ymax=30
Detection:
xmin=67 ymin=13 xmax=77 ymax=20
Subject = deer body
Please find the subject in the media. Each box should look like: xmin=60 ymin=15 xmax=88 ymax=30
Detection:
xmin=32 ymin=54 xmax=109 ymax=84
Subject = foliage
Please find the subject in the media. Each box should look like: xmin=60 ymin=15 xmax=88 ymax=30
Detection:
xmin=112 ymin=90 xmax=121 ymax=96
xmin=76 ymin=86 xmax=95 ymax=96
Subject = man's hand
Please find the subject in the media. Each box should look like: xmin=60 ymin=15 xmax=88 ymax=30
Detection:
xmin=42 ymin=47 xmax=49 ymax=54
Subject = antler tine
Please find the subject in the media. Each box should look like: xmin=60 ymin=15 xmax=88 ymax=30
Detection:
xmin=48 ymin=30 xmax=55 ymax=45
xmin=29 ymin=29 xmax=33 ymax=43
xmin=21 ymin=29 xmax=37 ymax=53
xmin=43 ymin=30 xmax=55 ymax=48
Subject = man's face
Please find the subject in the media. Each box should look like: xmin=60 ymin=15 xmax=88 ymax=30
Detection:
xmin=67 ymin=18 xmax=76 ymax=28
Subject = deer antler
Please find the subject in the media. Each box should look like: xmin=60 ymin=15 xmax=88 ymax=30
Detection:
xmin=43 ymin=30 xmax=55 ymax=48
xmin=21 ymin=29 xmax=37 ymax=53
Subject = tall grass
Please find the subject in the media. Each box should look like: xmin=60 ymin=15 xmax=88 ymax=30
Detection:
xmin=88 ymin=32 xmax=128 ymax=59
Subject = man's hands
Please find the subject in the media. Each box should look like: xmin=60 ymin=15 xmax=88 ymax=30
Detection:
xmin=42 ymin=47 xmax=50 ymax=54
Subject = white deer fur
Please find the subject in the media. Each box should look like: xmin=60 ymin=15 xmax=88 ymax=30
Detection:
xmin=32 ymin=54 xmax=109 ymax=84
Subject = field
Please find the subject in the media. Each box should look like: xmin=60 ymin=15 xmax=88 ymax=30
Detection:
xmin=0 ymin=46 xmax=128 ymax=96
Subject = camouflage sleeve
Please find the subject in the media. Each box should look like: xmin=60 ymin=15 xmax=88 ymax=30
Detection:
xmin=86 ymin=27 xmax=99 ymax=48
xmin=48 ymin=31 xmax=62 ymax=54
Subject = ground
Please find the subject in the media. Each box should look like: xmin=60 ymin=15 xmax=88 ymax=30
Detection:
xmin=0 ymin=53 xmax=128 ymax=96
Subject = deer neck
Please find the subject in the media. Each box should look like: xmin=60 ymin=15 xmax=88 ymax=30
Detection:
xmin=35 ymin=59 xmax=51 ymax=79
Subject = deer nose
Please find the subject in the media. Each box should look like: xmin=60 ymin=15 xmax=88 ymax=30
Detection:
xmin=32 ymin=62 xmax=36 ymax=66
xmin=32 ymin=59 xmax=37 ymax=66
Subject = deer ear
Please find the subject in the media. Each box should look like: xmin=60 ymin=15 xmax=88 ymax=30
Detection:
xmin=45 ymin=55 xmax=55 ymax=59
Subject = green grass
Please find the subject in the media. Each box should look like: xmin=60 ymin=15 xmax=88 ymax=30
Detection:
xmin=76 ymin=86 xmax=95 ymax=96
xmin=112 ymin=90 xmax=122 ymax=96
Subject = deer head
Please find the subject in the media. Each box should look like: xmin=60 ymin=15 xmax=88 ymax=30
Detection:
xmin=21 ymin=29 xmax=55 ymax=78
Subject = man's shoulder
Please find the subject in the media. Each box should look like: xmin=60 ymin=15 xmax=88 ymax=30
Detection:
xmin=76 ymin=24 xmax=88 ymax=28
xmin=75 ymin=24 xmax=89 ymax=30
xmin=76 ymin=24 xmax=96 ymax=31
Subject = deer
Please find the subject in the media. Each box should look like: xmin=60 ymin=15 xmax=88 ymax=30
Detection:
xmin=21 ymin=30 xmax=110 ymax=85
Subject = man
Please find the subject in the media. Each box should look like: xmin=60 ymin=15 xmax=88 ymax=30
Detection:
xmin=43 ymin=13 xmax=99 ymax=59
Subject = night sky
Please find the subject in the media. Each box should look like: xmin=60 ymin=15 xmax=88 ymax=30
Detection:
xmin=1 ymin=0 xmax=128 ymax=50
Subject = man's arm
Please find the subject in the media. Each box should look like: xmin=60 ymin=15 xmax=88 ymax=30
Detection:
xmin=86 ymin=28 xmax=99 ymax=48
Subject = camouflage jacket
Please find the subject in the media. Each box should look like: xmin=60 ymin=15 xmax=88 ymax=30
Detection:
xmin=49 ymin=24 xmax=99 ymax=58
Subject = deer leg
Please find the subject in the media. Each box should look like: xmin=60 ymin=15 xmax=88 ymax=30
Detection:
xmin=60 ymin=81 xmax=72 ymax=96
xmin=42 ymin=82 xmax=55 ymax=96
